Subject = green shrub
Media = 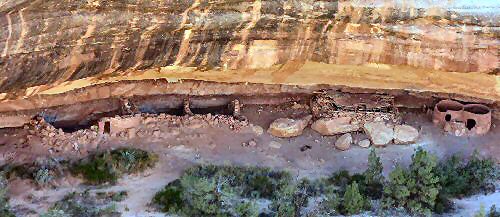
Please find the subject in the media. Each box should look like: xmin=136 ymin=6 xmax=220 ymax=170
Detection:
xmin=329 ymin=170 xmax=352 ymax=190
xmin=152 ymin=158 xmax=496 ymax=217
xmin=271 ymin=184 xmax=297 ymax=217
xmin=292 ymin=180 xmax=312 ymax=217
xmin=407 ymin=148 xmax=440 ymax=215
xmin=434 ymin=152 xmax=497 ymax=213
xmin=323 ymin=170 xmax=373 ymax=215
xmin=42 ymin=191 xmax=121 ymax=217
xmin=476 ymin=205 xmax=487 ymax=217
xmin=110 ymin=191 xmax=128 ymax=202
xmin=72 ymin=153 xmax=118 ymax=185
xmin=153 ymin=180 xmax=184 ymax=212
xmin=328 ymin=170 xmax=366 ymax=193
xmin=383 ymin=148 xmax=440 ymax=215
xmin=488 ymin=205 xmax=500 ymax=217
xmin=154 ymin=165 xmax=295 ymax=216
xmin=342 ymin=181 xmax=366 ymax=215
xmin=0 ymin=172 xmax=15 ymax=217
xmin=434 ymin=155 xmax=468 ymax=213
xmin=383 ymin=166 xmax=411 ymax=209
xmin=233 ymin=200 xmax=259 ymax=217
xmin=179 ymin=174 xmax=222 ymax=216
xmin=72 ymin=148 xmax=157 ymax=185
xmin=95 ymin=191 xmax=128 ymax=202
xmin=183 ymin=165 xmax=292 ymax=200
xmin=363 ymin=148 xmax=384 ymax=199
xmin=320 ymin=186 xmax=340 ymax=215
xmin=34 ymin=168 xmax=53 ymax=186
xmin=476 ymin=204 xmax=500 ymax=217
xmin=39 ymin=209 xmax=67 ymax=217
xmin=463 ymin=151 xmax=496 ymax=195
xmin=0 ymin=158 xmax=62 ymax=186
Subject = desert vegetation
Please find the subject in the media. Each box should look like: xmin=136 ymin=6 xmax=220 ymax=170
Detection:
xmin=0 ymin=172 xmax=15 ymax=217
xmin=0 ymin=148 xmax=157 ymax=186
xmin=0 ymin=147 xmax=497 ymax=216
xmin=153 ymin=148 xmax=498 ymax=216
xmin=71 ymin=148 xmax=158 ymax=185
xmin=40 ymin=190 xmax=127 ymax=217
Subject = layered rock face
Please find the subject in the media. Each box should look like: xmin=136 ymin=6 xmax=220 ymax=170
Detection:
xmin=0 ymin=0 xmax=498 ymax=93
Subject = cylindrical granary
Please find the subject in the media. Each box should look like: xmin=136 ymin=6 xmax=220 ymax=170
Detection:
xmin=463 ymin=104 xmax=491 ymax=136
xmin=433 ymin=100 xmax=464 ymax=126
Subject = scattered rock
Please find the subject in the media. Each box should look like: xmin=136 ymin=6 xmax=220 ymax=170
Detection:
xmin=311 ymin=117 xmax=360 ymax=136
xmin=363 ymin=122 xmax=394 ymax=147
xmin=444 ymin=121 xmax=467 ymax=137
xmin=394 ymin=125 xmax=419 ymax=144
xmin=269 ymin=141 xmax=282 ymax=149
xmin=300 ymin=145 xmax=312 ymax=152
xmin=267 ymin=115 xmax=312 ymax=138
xmin=335 ymin=133 xmax=352 ymax=151
xmin=208 ymin=143 xmax=216 ymax=149
xmin=251 ymin=125 xmax=264 ymax=136
xmin=248 ymin=140 xmax=257 ymax=147
xmin=291 ymin=103 xmax=309 ymax=110
xmin=186 ymin=122 xmax=204 ymax=129
xmin=152 ymin=130 xmax=161 ymax=138
xmin=242 ymin=140 xmax=257 ymax=147
xmin=357 ymin=139 xmax=371 ymax=148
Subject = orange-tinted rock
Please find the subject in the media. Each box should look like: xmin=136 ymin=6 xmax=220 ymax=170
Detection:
xmin=0 ymin=1 xmax=497 ymax=94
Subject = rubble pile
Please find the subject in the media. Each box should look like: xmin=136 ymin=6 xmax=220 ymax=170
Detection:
xmin=27 ymin=117 xmax=98 ymax=153
xmin=103 ymin=113 xmax=250 ymax=140
xmin=325 ymin=110 xmax=401 ymax=125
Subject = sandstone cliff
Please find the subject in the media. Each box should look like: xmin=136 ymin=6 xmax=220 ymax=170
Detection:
xmin=0 ymin=0 xmax=498 ymax=93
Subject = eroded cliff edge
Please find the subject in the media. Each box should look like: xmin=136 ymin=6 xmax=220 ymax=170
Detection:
xmin=1 ymin=0 xmax=498 ymax=91
xmin=0 ymin=0 xmax=498 ymax=120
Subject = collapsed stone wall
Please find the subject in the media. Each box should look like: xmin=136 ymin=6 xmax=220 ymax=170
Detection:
xmin=0 ymin=0 xmax=498 ymax=92
xmin=0 ymin=79 xmax=498 ymax=129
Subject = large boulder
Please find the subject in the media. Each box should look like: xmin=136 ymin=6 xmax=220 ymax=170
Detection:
xmin=394 ymin=125 xmax=419 ymax=144
xmin=363 ymin=122 xmax=394 ymax=147
xmin=311 ymin=117 xmax=360 ymax=136
xmin=268 ymin=115 xmax=312 ymax=138
xmin=335 ymin=133 xmax=352 ymax=151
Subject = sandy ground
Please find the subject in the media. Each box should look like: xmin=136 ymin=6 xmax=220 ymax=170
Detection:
xmin=1 ymin=104 xmax=499 ymax=216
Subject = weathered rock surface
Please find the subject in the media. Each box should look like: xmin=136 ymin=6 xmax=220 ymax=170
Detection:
xmin=363 ymin=122 xmax=394 ymax=146
xmin=357 ymin=139 xmax=371 ymax=148
xmin=268 ymin=115 xmax=311 ymax=138
xmin=335 ymin=133 xmax=352 ymax=151
xmin=311 ymin=117 xmax=360 ymax=136
xmin=268 ymin=141 xmax=282 ymax=149
xmin=394 ymin=125 xmax=419 ymax=144
xmin=0 ymin=1 xmax=497 ymax=94
xmin=251 ymin=125 xmax=264 ymax=136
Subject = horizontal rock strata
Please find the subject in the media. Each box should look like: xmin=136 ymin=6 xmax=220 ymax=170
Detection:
xmin=0 ymin=0 xmax=498 ymax=94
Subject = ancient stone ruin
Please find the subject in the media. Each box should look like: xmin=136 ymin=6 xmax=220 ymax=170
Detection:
xmin=433 ymin=99 xmax=492 ymax=136
xmin=0 ymin=1 xmax=498 ymax=216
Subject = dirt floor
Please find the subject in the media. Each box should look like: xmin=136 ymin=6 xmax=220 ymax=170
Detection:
xmin=0 ymin=104 xmax=499 ymax=216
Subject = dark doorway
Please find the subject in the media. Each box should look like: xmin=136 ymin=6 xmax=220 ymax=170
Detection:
xmin=445 ymin=114 xmax=451 ymax=122
xmin=104 ymin=121 xmax=111 ymax=134
xmin=466 ymin=119 xmax=476 ymax=130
